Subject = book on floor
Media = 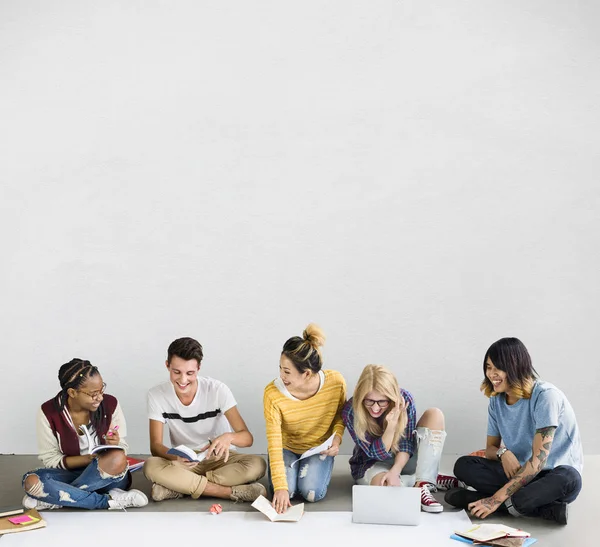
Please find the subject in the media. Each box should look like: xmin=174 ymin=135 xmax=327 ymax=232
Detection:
xmin=126 ymin=456 xmax=145 ymax=472
xmin=0 ymin=509 xmax=46 ymax=536
xmin=79 ymin=424 xmax=125 ymax=455
xmin=0 ymin=505 xmax=24 ymax=518
xmin=251 ymin=495 xmax=304 ymax=522
xmin=474 ymin=537 xmax=531 ymax=547
xmin=166 ymin=445 xmax=207 ymax=462
xmin=455 ymin=523 xmax=530 ymax=543
xmin=450 ymin=535 xmax=537 ymax=547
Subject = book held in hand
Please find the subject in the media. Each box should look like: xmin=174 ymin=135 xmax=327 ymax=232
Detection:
xmin=167 ymin=445 xmax=207 ymax=462
xmin=251 ymin=495 xmax=304 ymax=522
xmin=79 ymin=424 xmax=125 ymax=455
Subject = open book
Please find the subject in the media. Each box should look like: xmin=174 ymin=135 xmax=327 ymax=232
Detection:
xmin=251 ymin=495 xmax=304 ymax=522
xmin=290 ymin=433 xmax=336 ymax=467
xmin=167 ymin=445 xmax=207 ymax=463
xmin=455 ymin=523 xmax=530 ymax=543
xmin=79 ymin=424 xmax=125 ymax=455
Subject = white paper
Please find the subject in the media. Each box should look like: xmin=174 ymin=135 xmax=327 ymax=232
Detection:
xmin=4 ymin=509 xmax=473 ymax=546
xmin=251 ymin=495 xmax=304 ymax=522
xmin=291 ymin=434 xmax=336 ymax=467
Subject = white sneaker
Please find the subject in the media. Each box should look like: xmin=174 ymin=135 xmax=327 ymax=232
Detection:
xmin=107 ymin=488 xmax=148 ymax=510
xmin=22 ymin=494 xmax=61 ymax=511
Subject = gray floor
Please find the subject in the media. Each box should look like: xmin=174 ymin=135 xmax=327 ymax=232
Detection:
xmin=1 ymin=454 xmax=595 ymax=546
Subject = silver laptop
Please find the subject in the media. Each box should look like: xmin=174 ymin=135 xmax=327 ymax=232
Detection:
xmin=352 ymin=485 xmax=421 ymax=526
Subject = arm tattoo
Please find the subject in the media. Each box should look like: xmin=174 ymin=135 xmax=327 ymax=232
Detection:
xmin=534 ymin=426 xmax=555 ymax=469
xmin=536 ymin=449 xmax=548 ymax=467
xmin=505 ymin=469 xmax=536 ymax=497
xmin=536 ymin=426 xmax=556 ymax=440
xmin=504 ymin=426 xmax=556 ymax=497
xmin=482 ymin=496 xmax=502 ymax=510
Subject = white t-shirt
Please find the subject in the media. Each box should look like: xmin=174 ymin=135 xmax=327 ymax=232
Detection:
xmin=147 ymin=377 xmax=237 ymax=450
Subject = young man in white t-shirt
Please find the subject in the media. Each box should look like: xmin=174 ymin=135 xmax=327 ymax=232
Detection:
xmin=143 ymin=337 xmax=267 ymax=502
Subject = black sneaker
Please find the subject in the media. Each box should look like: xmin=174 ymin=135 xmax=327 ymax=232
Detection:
xmin=444 ymin=487 xmax=488 ymax=509
xmin=538 ymin=501 xmax=568 ymax=525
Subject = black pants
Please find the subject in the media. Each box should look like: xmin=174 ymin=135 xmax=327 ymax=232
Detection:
xmin=454 ymin=456 xmax=582 ymax=517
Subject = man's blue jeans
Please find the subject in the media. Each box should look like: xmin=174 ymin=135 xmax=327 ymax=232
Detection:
xmin=22 ymin=459 xmax=131 ymax=510
xmin=268 ymin=449 xmax=334 ymax=503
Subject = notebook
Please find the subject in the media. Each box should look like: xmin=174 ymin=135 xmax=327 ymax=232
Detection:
xmin=0 ymin=509 xmax=46 ymax=536
xmin=0 ymin=505 xmax=24 ymax=518
xmin=454 ymin=523 xmax=530 ymax=542
xmin=352 ymin=485 xmax=421 ymax=526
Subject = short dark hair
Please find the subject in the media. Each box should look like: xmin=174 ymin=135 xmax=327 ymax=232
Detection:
xmin=167 ymin=337 xmax=203 ymax=365
xmin=481 ymin=337 xmax=538 ymax=398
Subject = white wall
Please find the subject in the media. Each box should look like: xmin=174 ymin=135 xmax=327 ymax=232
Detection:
xmin=1 ymin=1 xmax=599 ymax=456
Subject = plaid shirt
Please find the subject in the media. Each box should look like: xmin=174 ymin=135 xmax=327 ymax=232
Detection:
xmin=341 ymin=389 xmax=417 ymax=480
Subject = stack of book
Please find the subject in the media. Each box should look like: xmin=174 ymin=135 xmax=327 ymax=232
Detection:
xmin=0 ymin=506 xmax=47 ymax=537
xmin=452 ymin=523 xmax=536 ymax=546
xmin=127 ymin=456 xmax=145 ymax=472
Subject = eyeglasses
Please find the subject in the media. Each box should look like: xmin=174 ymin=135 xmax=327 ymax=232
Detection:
xmin=79 ymin=383 xmax=107 ymax=400
xmin=363 ymin=398 xmax=390 ymax=408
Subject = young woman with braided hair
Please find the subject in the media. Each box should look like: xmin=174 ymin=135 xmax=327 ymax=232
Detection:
xmin=264 ymin=324 xmax=347 ymax=513
xmin=21 ymin=359 xmax=148 ymax=510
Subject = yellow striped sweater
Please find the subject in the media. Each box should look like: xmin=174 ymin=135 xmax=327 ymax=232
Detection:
xmin=263 ymin=369 xmax=347 ymax=492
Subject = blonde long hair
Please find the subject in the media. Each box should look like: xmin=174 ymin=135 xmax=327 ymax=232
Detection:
xmin=352 ymin=365 xmax=407 ymax=454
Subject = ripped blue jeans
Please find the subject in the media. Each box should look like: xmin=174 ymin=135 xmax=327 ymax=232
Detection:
xmin=355 ymin=427 xmax=446 ymax=487
xmin=22 ymin=459 xmax=131 ymax=510
xmin=268 ymin=450 xmax=334 ymax=503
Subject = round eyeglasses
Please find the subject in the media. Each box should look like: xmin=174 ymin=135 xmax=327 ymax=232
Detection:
xmin=78 ymin=383 xmax=107 ymax=400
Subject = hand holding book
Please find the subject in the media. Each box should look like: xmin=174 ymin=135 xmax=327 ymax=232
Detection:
xmin=102 ymin=425 xmax=121 ymax=446
xmin=79 ymin=424 xmax=125 ymax=456
xmin=252 ymin=495 xmax=304 ymax=522
xmin=167 ymin=445 xmax=207 ymax=464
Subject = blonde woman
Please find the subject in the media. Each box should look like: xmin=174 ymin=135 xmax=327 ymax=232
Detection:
xmin=264 ymin=324 xmax=346 ymax=513
xmin=342 ymin=365 xmax=458 ymax=512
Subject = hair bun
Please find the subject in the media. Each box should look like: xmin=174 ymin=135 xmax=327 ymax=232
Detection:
xmin=303 ymin=323 xmax=326 ymax=348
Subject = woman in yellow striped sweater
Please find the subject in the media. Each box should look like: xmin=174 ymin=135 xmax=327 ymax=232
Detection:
xmin=264 ymin=324 xmax=347 ymax=513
